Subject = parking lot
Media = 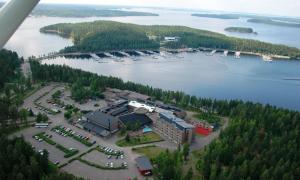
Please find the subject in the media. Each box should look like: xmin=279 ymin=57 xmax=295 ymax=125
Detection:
xmin=62 ymin=159 xmax=143 ymax=180
xmin=81 ymin=150 xmax=126 ymax=168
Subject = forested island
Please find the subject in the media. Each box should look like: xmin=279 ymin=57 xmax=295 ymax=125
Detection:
xmin=225 ymin=27 xmax=257 ymax=34
xmin=31 ymin=4 xmax=158 ymax=18
xmin=0 ymin=3 xmax=158 ymax=18
xmin=192 ymin=13 xmax=300 ymax=28
xmin=248 ymin=18 xmax=300 ymax=28
xmin=191 ymin=13 xmax=240 ymax=19
xmin=40 ymin=20 xmax=300 ymax=58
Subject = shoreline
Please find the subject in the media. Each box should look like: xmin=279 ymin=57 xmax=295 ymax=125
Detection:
xmin=35 ymin=47 xmax=295 ymax=61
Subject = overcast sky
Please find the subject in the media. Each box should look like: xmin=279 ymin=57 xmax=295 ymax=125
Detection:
xmin=1 ymin=0 xmax=300 ymax=17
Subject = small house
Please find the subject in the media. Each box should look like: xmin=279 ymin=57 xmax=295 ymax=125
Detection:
xmin=135 ymin=156 xmax=153 ymax=176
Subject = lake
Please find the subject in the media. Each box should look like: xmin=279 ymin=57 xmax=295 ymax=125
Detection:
xmin=42 ymin=52 xmax=300 ymax=111
xmin=4 ymin=8 xmax=300 ymax=110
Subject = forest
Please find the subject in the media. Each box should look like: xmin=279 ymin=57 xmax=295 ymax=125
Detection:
xmin=0 ymin=49 xmax=22 ymax=88
xmin=30 ymin=61 xmax=300 ymax=179
xmin=0 ymin=50 xmax=82 ymax=180
xmin=0 ymin=49 xmax=32 ymax=135
xmin=40 ymin=21 xmax=300 ymax=58
xmin=0 ymin=136 xmax=82 ymax=180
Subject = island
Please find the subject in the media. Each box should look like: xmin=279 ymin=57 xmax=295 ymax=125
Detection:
xmin=0 ymin=3 xmax=159 ymax=18
xmin=248 ymin=18 xmax=300 ymax=28
xmin=191 ymin=13 xmax=239 ymax=19
xmin=192 ymin=13 xmax=300 ymax=28
xmin=225 ymin=27 xmax=257 ymax=34
xmin=40 ymin=20 xmax=300 ymax=59
xmin=31 ymin=4 xmax=158 ymax=18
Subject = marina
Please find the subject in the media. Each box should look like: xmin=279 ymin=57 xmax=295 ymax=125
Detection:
xmin=35 ymin=47 xmax=292 ymax=62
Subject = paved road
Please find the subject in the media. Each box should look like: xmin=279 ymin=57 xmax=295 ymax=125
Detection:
xmin=191 ymin=117 xmax=229 ymax=150
xmin=21 ymin=59 xmax=31 ymax=78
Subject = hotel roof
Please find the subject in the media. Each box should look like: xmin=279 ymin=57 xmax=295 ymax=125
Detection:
xmin=159 ymin=112 xmax=194 ymax=130
xmin=129 ymin=101 xmax=155 ymax=112
xmin=85 ymin=111 xmax=118 ymax=131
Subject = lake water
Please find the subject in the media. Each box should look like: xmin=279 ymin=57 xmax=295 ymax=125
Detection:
xmin=4 ymin=8 xmax=300 ymax=110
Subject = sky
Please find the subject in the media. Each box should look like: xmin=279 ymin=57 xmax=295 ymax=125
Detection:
xmin=1 ymin=0 xmax=300 ymax=17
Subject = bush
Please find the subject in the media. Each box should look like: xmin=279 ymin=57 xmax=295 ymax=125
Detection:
xmin=64 ymin=150 xmax=79 ymax=158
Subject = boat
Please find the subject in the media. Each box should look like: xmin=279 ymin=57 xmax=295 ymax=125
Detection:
xmin=223 ymin=50 xmax=228 ymax=57
xmin=234 ymin=51 xmax=241 ymax=59
xmin=90 ymin=53 xmax=100 ymax=60
xmin=160 ymin=51 xmax=168 ymax=57
xmin=262 ymin=55 xmax=273 ymax=62
xmin=206 ymin=50 xmax=216 ymax=56
xmin=132 ymin=57 xmax=140 ymax=61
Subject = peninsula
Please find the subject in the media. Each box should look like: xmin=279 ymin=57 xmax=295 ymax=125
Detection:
xmin=248 ymin=18 xmax=300 ymax=28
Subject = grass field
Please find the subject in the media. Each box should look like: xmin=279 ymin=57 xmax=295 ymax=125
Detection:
xmin=116 ymin=132 xmax=163 ymax=147
xmin=132 ymin=145 xmax=167 ymax=160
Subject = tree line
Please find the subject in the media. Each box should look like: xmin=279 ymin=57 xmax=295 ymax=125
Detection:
xmin=0 ymin=49 xmax=84 ymax=180
xmin=40 ymin=21 xmax=300 ymax=58
xmin=30 ymin=60 xmax=300 ymax=179
xmin=0 ymin=136 xmax=82 ymax=180
xmin=0 ymin=50 xmax=33 ymax=135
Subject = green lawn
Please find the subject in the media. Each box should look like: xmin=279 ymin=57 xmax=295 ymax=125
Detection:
xmin=116 ymin=132 xmax=163 ymax=147
xmin=132 ymin=145 xmax=167 ymax=160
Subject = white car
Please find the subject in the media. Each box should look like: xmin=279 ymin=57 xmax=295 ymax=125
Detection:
xmin=110 ymin=162 xmax=114 ymax=168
